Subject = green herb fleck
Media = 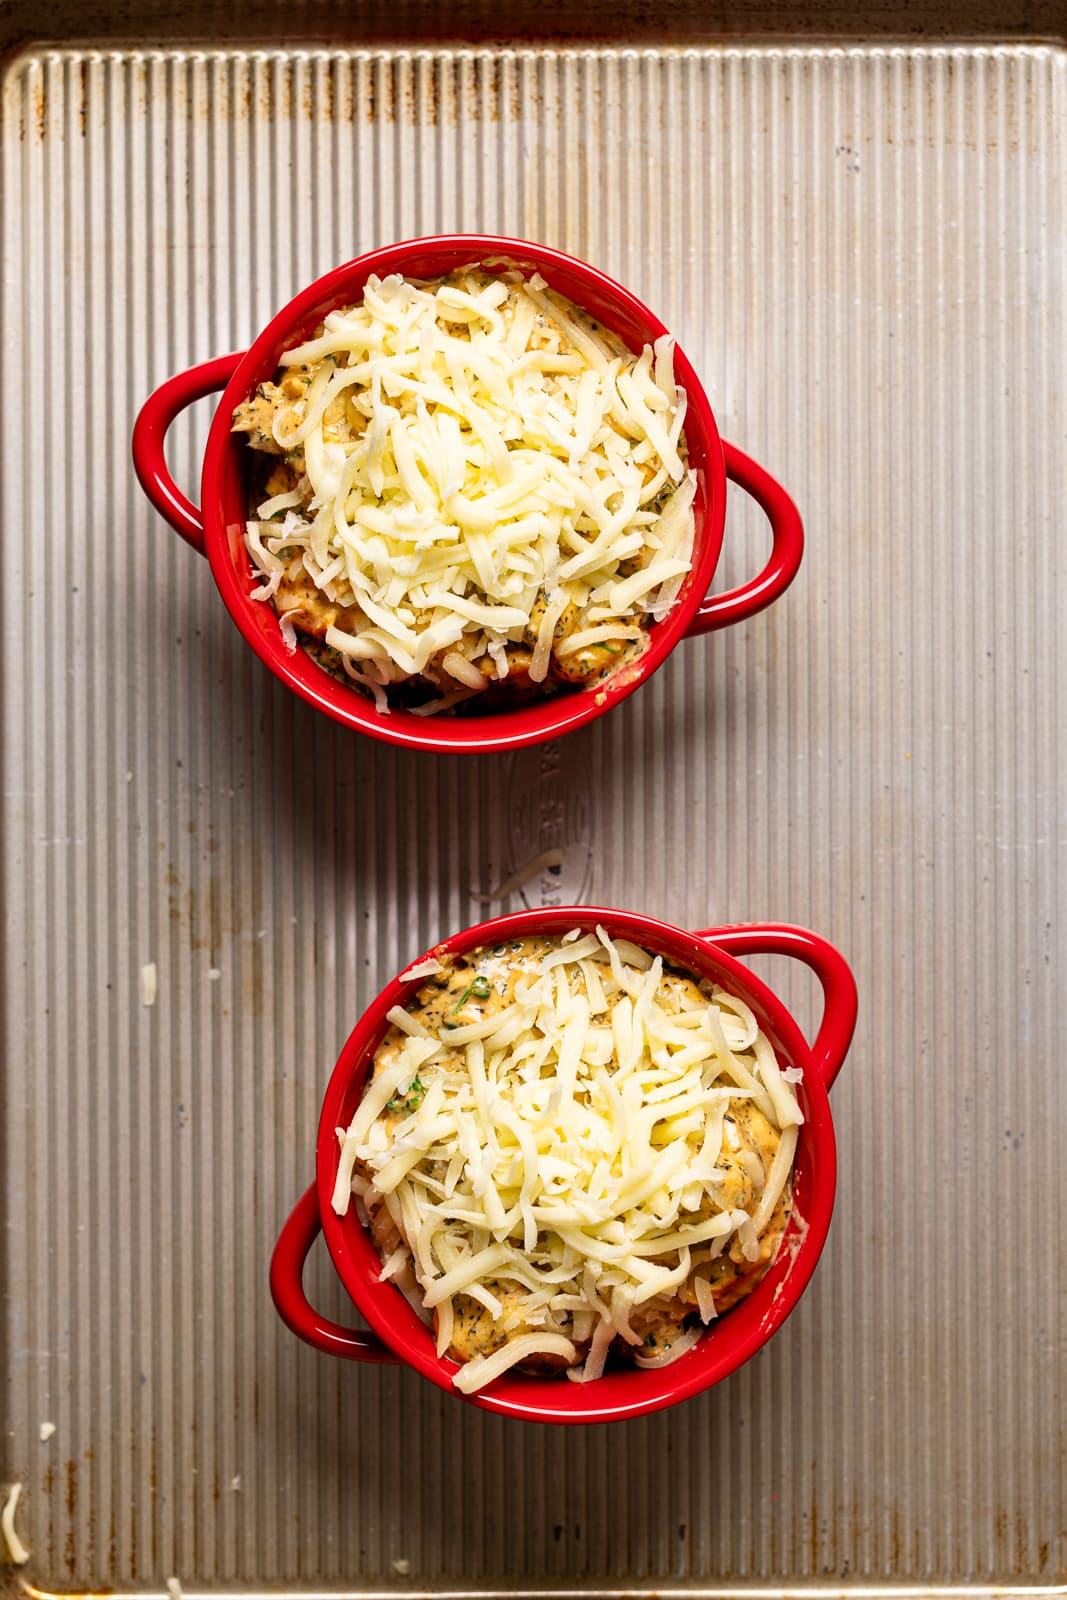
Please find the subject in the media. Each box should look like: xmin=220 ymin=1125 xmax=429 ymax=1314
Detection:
xmin=450 ymin=971 xmax=490 ymax=1014
xmin=386 ymin=1075 xmax=426 ymax=1115
xmin=450 ymin=982 xmax=475 ymax=1014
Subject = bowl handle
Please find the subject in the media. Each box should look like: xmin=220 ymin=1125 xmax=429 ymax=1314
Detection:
xmin=684 ymin=443 xmax=804 ymax=636
xmin=695 ymin=923 xmax=857 ymax=1090
xmin=270 ymin=1184 xmax=399 ymax=1363
xmin=131 ymin=353 xmax=244 ymax=555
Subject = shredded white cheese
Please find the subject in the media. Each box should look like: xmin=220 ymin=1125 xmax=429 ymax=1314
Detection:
xmin=399 ymin=957 xmax=445 ymax=983
xmin=140 ymin=962 xmax=158 ymax=1007
xmin=336 ymin=930 xmax=802 ymax=1391
xmin=472 ymin=847 xmax=566 ymax=903
xmin=242 ymin=268 xmax=695 ymax=697
xmin=1 ymin=1482 xmax=28 ymax=1566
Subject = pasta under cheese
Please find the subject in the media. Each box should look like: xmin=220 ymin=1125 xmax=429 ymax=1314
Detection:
xmin=331 ymin=929 xmax=803 ymax=1394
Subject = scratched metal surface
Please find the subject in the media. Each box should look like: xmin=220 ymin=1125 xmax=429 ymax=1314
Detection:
xmin=1 ymin=9 xmax=1065 ymax=1596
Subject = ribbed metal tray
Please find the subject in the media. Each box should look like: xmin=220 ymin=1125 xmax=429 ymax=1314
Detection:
xmin=2 ymin=3 xmax=1064 ymax=1594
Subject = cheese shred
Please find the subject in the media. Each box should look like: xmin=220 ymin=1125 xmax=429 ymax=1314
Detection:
xmin=1 ymin=1482 xmax=28 ymax=1566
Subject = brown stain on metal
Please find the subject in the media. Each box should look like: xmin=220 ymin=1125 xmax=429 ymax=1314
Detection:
xmin=335 ymin=58 xmax=356 ymax=124
xmin=128 ymin=1429 xmax=137 ymax=1579
xmin=82 ymin=1450 xmax=94 ymax=1575
xmin=257 ymin=60 xmax=293 ymax=123
xmin=85 ymin=46 xmax=546 ymax=130
xmin=477 ymin=56 xmax=502 ymax=124
xmin=507 ymin=55 xmax=523 ymax=124
xmin=489 ymin=57 xmax=505 ymax=123
xmin=149 ymin=1429 xmax=158 ymax=1571
xmin=301 ymin=58 xmax=335 ymax=123
xmin=436 ymin=53 xmax=457 ymax=126
xmin=395 ymin=54 xmax=414 ymax=125
xmin=240 ymin=930 xmax=266 ymax=1016
xmin=993 ymin=1507 xmax=1036 ymax=1572
xmin=368 ymin=57 xmax=393 ymax=124
xmin=877 ymin=45 xmax=1027 ymax=155
xmin=164 ymin=848 xmax=251 ymax=953
xmin=358 ymin=56 xmax=376 ymax=124
xmin=889 ymin=1500 xmax=902 ymax=1572
xmin=158 ymin=838 xmax=268 ymax=998
xmin=414 ymin=54 xmax=438 ymax=126
xmin=108 ymin=1503 xmax=117 ymax=1584
xmin=337 ymin=50 xmax=530 ymax=127
xmin=197 ymin=833 xmax=267 ymax=1013
xmin=64 ymin=1460 xmax=76 ymax=1573
xmin=256 ymin=67 xmax=271 ymax=122
xmin=455 ymin=52 xmax=477 ymax=123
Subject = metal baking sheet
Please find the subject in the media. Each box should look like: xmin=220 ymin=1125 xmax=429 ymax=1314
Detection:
xmin=2 ymin=4 xmax=1064 ymax=1594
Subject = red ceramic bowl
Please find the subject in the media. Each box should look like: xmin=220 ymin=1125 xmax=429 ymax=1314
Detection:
xmin=270 ymin=907 xmax=857 ymax=1424
xmin=132 ymin=235 xmax=803 ymax=754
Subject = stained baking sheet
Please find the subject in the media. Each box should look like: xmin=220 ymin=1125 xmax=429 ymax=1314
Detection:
xmin=1 ymin=5 xmax=1065 ymax=1595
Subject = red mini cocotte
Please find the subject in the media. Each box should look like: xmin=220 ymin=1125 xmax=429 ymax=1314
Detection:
xmin=270 ymin=908 xmax=857 ymax=1425
xmin=132 ymin=235 xmax=803 ymax=753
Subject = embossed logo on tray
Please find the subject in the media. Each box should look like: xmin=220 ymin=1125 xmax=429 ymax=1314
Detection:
xmin=507 ymin=740 xmax=594 ymax=909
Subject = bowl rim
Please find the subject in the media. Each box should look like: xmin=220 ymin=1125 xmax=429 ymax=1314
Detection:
xmin=313 ymin=905 xmax=838 ymax=1423
xmin=198 ymin=233 xmax=728 ymax=754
